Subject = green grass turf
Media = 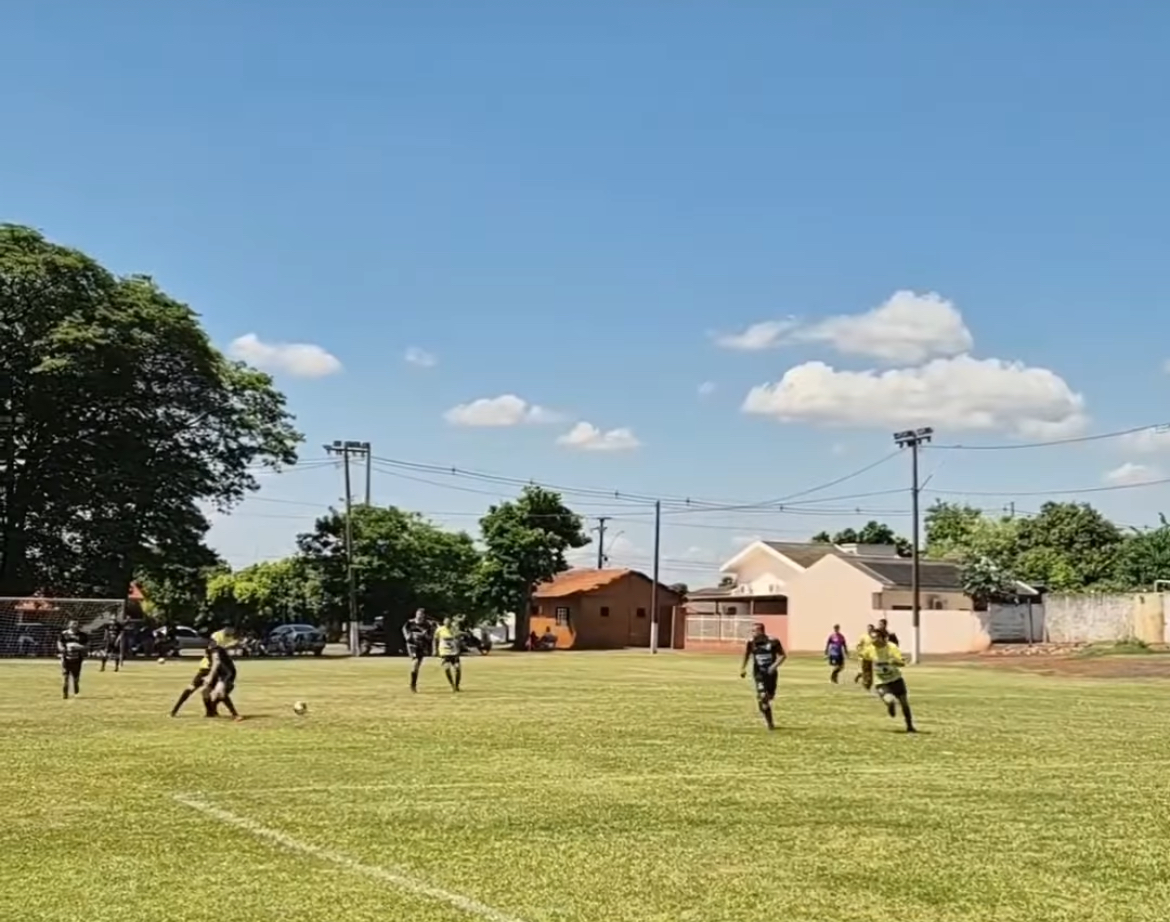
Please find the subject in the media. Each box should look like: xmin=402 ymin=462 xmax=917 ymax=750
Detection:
xmin=4 ymin=652 xmax=1170 ymax=922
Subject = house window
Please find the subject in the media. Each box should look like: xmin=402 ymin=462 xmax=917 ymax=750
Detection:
xmin=636 ymin=607 xmax=646 ymax=618
xmin=726 ymin=605 xmax=737 ymax=615
xmin=599 ymin=606 xmax=610 ymax=618
xmin=555 ymin=606 xmax=570 ymax=626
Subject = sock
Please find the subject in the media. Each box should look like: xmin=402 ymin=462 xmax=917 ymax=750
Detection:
xmin=902 ymin=701 xmax=915 ymax=730
xmin=171 ymin=688 xmax=196 ymax=716
xmin=762 ymin=703 xmax=774 ymax=729
xmin=410 ymin=668 xmax=419 ymax=691
xmin=454 ymin=669 xmax=462 ymax=691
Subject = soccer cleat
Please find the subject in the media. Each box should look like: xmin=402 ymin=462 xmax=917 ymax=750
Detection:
xmin=886 ymin=701 xmax=896 ymax=718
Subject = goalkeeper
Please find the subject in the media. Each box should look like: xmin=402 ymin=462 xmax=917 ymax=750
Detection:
xmin=58 ymin=619 xmax=89 ymax=699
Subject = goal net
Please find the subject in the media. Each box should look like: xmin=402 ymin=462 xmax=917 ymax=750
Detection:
xmin=0 ymin=597 xmax=127 ymax=658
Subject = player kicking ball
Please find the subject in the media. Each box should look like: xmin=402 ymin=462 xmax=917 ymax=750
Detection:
xmin=863 ymin=628 xmax=916 ymax=733
xmin=740 ymin=622 xmax=786 ymax=730
xmin=434 ymin=616 xmax=462 ymax=692
xmin=201 ymin=634 xmax=243 ymax=721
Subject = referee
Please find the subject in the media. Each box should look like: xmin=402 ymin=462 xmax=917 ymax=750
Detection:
xmin=58 ymin=619 xmax=89 ymax=699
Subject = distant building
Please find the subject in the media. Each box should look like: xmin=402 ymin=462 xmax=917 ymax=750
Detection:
xmin=530 ymin=568 xmax=685 ymax=650
xmin=680 ymin=541 xmax=1038 ymax=654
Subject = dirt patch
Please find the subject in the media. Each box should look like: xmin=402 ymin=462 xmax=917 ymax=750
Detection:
xmin=973 ymin=645 xmax=1170 ymax=679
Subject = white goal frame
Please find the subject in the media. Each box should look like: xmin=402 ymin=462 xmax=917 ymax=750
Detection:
xmin=0 ymin=597 xmax=128 ymax=658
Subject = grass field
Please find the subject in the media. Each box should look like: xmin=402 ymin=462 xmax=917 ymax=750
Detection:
xmin=4 ymin=650 xmax=1170 ymax=922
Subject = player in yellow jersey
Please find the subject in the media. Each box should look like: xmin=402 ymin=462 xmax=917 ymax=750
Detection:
xmin=862 ymin=629 xmax=916 ymax=733
xmin=853 ymin=624 xmax=876 ymax=690
xmin=433 ymin=617 xmax=462 ymax=692
xmin=169 ymin=627 xmax=239 ymax=718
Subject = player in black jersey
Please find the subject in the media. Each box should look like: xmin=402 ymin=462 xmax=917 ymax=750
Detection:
xmin=99 ymin=619 xmax=125 ymax=673
xmin=201 ymin=639 xmax=241 ymax=720
xmin=403 ymin=608 xmax=432 ymax=693
xmin=58 ymin=620 xmax=89 ymax=699
xmin=739 ymin=623 xmax=786 ymax=730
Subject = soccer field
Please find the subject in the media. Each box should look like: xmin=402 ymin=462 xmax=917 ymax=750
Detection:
xmin=4 ymin=651 xmax=1170 ymax=922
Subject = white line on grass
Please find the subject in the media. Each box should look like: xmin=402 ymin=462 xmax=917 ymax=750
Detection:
xmin=171 ymin=794 xmax=530 ymax=922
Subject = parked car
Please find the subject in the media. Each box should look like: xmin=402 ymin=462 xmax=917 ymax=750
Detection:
xmin=267 ymin=623 xmax=327 ymax=656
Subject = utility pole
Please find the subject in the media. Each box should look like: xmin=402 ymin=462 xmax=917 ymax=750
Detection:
xmin=893 ymin=427 xmax=933 ymax=665
xmin=324 ymin=440 xmax=370 ymax=655
xmin=594 ymin=516 xmax=610 ymax=569
xmin=650 ymin=500 xmax=661 ymax=654
xmin=1006 ymin=501 xmax=1015 ymax=519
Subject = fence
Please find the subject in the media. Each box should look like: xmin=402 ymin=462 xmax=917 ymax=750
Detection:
xmin=684 ymin=613 xmax=756 ymax=645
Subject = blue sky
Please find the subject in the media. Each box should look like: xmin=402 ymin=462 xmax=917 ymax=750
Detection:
xmin=5 ymin=3 xmax=1170 ymax=586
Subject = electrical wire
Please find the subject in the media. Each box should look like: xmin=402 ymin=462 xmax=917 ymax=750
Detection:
xmin=927 ymin=424 xmax=1167 ymax=451
xmin=925 ymin=475 xmax=1170 ymax=499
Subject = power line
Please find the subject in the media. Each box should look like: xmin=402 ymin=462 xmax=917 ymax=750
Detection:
xmin=926 ymin=475 xmax=1170 ymax=498
xmin=927 ymin=423 xmax=1166 ymax=451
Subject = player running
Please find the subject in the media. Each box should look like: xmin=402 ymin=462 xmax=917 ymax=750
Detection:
xmin=170 ymin=647 xmax=212 ymax=717
xmin=824 ymin=624 xmax=848 ymax=683
xmin=403 ymin=609 xmax=433 ymax=693
xmin=739 ymin=622 xmax=786 ymax=730
xmin=863 ymin=628 xmax=916 ymax=733
xmin=877 ymin=618 xmax=900 ymax=647
xmin=99 ymin=618 xmax=125 ymax=673
xmin=854 ymin=624 xmax=876 ymax=690
xmin=58 ymin=619 xmax=89 ymax=699
xmin=202 ymin=633 xmax=242 ymax=720
xmin=433 ymin=616 xmax=462 ymax=692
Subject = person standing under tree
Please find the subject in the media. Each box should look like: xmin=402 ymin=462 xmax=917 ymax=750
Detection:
xmin=58 ymin=619 xmax=89 ymax=699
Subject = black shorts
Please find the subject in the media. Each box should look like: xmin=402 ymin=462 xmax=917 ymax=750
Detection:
xmin=191 ymin=667 xmax=210 ymax=688
xmin=876 ymin=677 xmax=907 ymax=699
xmin=62 ymin=658 xmax=83 ymax=678
xmin=407 ymin=644 xmax=428 ymax=661
xmin=828 ymin=652 xmax=845 ymax=667
xmin=441 ymin=655 xmax=461 ymax=667
xmin=753 ymin=669 xmax=777 ymax=699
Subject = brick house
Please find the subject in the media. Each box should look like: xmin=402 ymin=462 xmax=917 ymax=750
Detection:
xmin=529 ymin=568 xmax=685 ymax=650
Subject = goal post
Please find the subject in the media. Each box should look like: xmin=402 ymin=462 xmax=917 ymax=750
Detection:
xmin=0 ymin=597 xmax=127 ymax=658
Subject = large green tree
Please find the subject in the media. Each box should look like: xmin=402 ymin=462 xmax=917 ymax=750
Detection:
xmin=0 ymin=225 xmax=300 ymax=597
xmin=1014 ymin=502 xmax=1124 ymax=591
xmin=1110 ymin=515 xmax=1170 ymax=591
xmin=297 ymin=505 xmax=483 ymax=636
xmin=476 ymin=486 xmax=590 ymax=649
xmin=205 ymin=556 xmax=324 ymax=633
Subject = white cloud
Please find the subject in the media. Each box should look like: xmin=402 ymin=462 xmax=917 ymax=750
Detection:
xmin=228 ymin=333 xmax=342 ymax=378
xmin=794 ymin=291 xmax=973 ymax=364
xmin=556 ymin=421 xmax=641 ymax=452
xmin=1104 ymin=462 xmax=1163 ymax=486
xmin=443 ymin=394 xmax=559 ymax=427
xmin=404 ymin=346 xmax=437 ymax=368
xmin=1120 ymin=426 xmax=1170 ymax=454
xmin=742 ymin=355 xmax=1087 ymax=438
xmin=698 ymin=381 xmax=717 ymax=397
xmin=713 ymin=291 xmax=972 ymax=363
xmin=713 ymin=319 xmax=798 ymax=351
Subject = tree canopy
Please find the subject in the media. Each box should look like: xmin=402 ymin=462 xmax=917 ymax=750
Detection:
xmin=811 ymin=521 xmax=910 ymax=556
xmin=476 ymin=486 xmax=591 ymax=648
xmin=0 ymin=225 xmax=300 ymax=597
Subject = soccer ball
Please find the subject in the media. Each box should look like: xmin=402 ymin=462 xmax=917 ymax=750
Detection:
xmin=157 ymin=657 xmax=167 ymax=665
xmin=881 ymin=692 xmax=896 ymax=706
xmin=293 ymin=701 xmax=308 ymax=716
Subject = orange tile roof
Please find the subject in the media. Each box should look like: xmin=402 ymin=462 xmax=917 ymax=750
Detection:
xmin=533 ymin=568 xmax=632 ymax=598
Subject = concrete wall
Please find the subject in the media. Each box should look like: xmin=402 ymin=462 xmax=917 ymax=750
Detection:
xmin=1041 ymin=592 xmax=1168 ymax=644
xmin=875 ymin=608 xmax=994 ymax=655
xmin=880 ymin=588 xmax=973 ymax=611
xmin=987 ymin=601 xmax=1045 ymax=643
xmin=785 ymin=554 xmax=885 ymax=652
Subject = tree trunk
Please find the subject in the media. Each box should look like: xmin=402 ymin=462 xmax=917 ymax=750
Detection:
xmin=511 ymin=590 xmax=532 ymax=651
